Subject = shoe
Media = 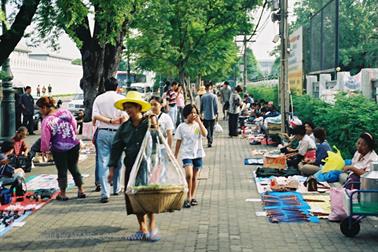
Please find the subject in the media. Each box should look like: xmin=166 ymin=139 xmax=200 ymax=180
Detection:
xmin=148 ymin=229 xmax=161 ymax=242
xmin=94 ymin=185 xmax=101 ymax=192
xmin=190 ymin=199 xmax=198 ymax=206
xmin=112 ymin=192 xmax=120 ymax=196
xmin=126 ymin=231 xmax=149 ymax=241
xmin=208 ymin=143 xmax=212 ymax=148
xmin=183 ymin=200 xmax=191 ymax=208
xmin=77 ymin=192 xmax=86 ymax=198
xmin=100 ymin=197 xmax=109 ymax=203
xmin=56 ymin=194 xmax=69 ymax=201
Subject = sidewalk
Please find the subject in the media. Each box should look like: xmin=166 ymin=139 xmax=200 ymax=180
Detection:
xmin=1 ymin=121 xmax=378 ymax=252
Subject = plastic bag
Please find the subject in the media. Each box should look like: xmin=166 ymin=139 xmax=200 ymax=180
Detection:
xmin=82 ymin=122 xmax=96 ymax=140
xmin=328 ymin=187 xmax=348 ymax=221
xmin=314 ymin=170 xmax=342 ymax=183
xmin=214 ymin=122 xmax=223 ymax=133
xmin=126 ymin=128 xmax=187 ymax=213
xmin=321 ymin=146 xmax=345 ymax=173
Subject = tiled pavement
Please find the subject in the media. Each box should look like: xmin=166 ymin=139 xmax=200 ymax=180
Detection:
xmin=1 ymin=122 xmax=378 ymax=252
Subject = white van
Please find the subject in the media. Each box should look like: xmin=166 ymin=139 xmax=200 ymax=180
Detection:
xmin=129 ymin=82 xmax=153 ymax=100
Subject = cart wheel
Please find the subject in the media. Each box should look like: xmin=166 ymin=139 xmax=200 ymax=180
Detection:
xmin=340 ymin=218 xmax=360 ymax=237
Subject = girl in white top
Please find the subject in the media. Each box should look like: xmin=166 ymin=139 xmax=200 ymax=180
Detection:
xmin=175 ymin=104 xmax=207 ymax=208
xmin=149 ymin=96 xmax=174 ymax=147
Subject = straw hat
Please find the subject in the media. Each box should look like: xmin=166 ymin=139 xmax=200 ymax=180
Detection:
xmin=197 ymin=86 xmax=206 ymax=95
xmin=114 ymin=91 xmax=151 ymax=112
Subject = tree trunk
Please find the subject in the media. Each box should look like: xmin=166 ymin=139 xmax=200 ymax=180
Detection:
xmin=0 ymin=0 xmax=40 ymax=66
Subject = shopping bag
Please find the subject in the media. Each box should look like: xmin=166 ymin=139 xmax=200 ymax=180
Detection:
xmin=328 ymin=187 xmax=348 ymax=221
xmin=82 ymin=122 xmax=96 ymax=140
xmin=321 ymin=146 xmax=345 ymax=173
xmin=126 ymin=127 xmax=188 ymax=214
xmin=214 ymin=122 xmax=223 ymax=133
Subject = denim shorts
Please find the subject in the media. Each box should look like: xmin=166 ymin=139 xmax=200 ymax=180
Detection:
xmin=182 ymin=158 xmax=203 ymax=170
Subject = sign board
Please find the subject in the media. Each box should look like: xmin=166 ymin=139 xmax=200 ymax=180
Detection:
xmin=288 ymin=27 xmax=303 ymax=94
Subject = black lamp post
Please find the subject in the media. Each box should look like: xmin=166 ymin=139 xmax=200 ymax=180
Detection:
xmin=1 ymin=0 xmax=16 ymax=140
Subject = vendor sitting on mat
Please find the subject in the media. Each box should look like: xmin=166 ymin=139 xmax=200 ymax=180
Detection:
xmin=286 ymin=125 xmax=316 ymax=168
xmin=298 ymin=127 xmax=331 ymax=176
xmin=340 ymin=132 xmax=378 ymax=187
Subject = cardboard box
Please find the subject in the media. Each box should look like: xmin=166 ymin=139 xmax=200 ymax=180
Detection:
xmin=263 ymin=155 xmax=287 ymax=169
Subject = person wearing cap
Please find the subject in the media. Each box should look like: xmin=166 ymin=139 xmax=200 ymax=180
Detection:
xmin=107 ymin=91 xmax=160 ymax=242
xmin=340 ymin=132 xmax=378 ymax=187
xmin=195 ymin=86 xmax=206 ymax=111
xmin=92 ymin=77 xmax=128 ymax=203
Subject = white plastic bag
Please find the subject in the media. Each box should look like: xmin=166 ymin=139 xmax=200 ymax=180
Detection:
xmin=214 ymin=122 xmax=223 ymax=133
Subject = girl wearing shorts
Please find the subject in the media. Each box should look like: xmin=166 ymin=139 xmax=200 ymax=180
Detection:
xmin=174 ymin=104 xmax=207 ymax=208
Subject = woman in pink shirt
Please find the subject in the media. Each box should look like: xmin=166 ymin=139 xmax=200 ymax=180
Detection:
xmin=37 ymin=96 xmax=85 ymax=201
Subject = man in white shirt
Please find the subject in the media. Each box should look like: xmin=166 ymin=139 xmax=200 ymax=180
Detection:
xmin=92 ymin=77 xmax=128 ymax=203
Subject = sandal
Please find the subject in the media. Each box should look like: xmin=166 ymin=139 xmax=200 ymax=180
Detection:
xmin=148 ymin=229 xmax=161 ymax=242
xmin=77 ymin=192 xmax=86 ymax=199
xmin=183 ymin=200 xmax=191 ymax=208
xmin=56 ymin=194 xmax=69 ymax=201
xmin=190 ymin=199 xmax=198 ymax=206
xmin=126 ymin=231 xmax=149 ymax=241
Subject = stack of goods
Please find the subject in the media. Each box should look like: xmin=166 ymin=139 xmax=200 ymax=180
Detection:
xmin=262 ymin=192 xmax=319 ymax=223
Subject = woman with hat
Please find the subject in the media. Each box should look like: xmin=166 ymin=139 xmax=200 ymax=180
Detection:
xmin=107 ymin=91 xmax=160 ymax=242
xmin=195 ymin=86 xmax=206 ymax=111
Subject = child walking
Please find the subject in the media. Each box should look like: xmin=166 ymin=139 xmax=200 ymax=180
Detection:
xmin=174 ymin=104 xmax=207 ymax=208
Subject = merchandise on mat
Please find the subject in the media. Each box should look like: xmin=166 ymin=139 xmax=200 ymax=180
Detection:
xmin=244 ymin=158 xmax=264 ymax=165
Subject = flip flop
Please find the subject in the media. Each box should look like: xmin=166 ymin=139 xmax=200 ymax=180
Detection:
xmin=56 ymin=194 xmax=69 ymax=201
xmin=126 ymin=231 xmax=149 ymax=241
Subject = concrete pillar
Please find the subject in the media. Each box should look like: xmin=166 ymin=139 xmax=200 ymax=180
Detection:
xmin=360 ymin=68 xmax=378 ymax=99
xmin=305 ymin=75 xmax=317 ymax=97
xmin=336 ymin=71 xmax=351 ymax=91
xmin=319 ymin=74 xmax=331 ymax=98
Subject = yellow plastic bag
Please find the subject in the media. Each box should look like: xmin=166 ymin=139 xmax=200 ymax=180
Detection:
xmin=321 ymin=146 xmax=345 ymax=173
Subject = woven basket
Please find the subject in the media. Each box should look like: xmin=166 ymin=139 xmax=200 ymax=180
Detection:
xmin=127 ymin=188 xmax=186 ymax=214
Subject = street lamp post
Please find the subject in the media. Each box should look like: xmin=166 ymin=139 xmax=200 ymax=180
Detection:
xmin=1 ymin=0 xmax=16 ymax=139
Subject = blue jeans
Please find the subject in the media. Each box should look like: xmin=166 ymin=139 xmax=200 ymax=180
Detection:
xmin=96 ymin=129 xmax=122 ymax=199
xmin=168 ymin=105 xmax=177 ymax=127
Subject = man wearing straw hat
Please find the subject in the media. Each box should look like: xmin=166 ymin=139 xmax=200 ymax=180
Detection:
xmin=92 ymin=77 xmax=128 ymax=203
xmin=108 ymin=91 xmax=161 ymax=242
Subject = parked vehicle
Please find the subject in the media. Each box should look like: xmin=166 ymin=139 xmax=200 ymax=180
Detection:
xmin=67 ymin=93 xmax=84 ymax=112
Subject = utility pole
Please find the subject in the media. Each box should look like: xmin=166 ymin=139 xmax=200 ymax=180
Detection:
xmin=243 ymin=35 xmax=248 ymax=89
xmin=279 ymin=0 xmax=289 ymax=133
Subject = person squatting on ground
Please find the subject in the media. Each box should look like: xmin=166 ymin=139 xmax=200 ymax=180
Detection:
xmin=37 ymin=96 xmax=85 ymax=201
xmin=92 ymin=77 xmax=128 ymax=203
xmin=175 ymin=104 xmax=207 ymax=208
xmin=200 ymin=82 xmax=218 ymax=147
xmin=12 ymin=126 xmax=29 ymax=157
xmin=108 ymin=91 xmax=161 ymax=242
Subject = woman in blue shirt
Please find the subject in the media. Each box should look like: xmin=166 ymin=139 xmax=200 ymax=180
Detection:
xmin=298 ymin=127 xmax=331 ymax=176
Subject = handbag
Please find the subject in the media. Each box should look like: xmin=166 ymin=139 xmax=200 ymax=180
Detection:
xmin=0 ymin=187 xmax=12 ymax=204
xmin=0 ymin=164 xmax=15 ymax=178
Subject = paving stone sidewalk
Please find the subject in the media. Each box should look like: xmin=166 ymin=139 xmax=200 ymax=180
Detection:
xmin=1 ymin=122 xmax=378 ymax=252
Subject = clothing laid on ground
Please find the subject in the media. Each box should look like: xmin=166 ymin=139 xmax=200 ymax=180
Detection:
xmin=255 ymin=167 xmax=300 ymax=178
xmin=40 ymin=108 xmax=80 ymax=153
xmin=175 ymin=122 xmax=205 ymax=160
xmin=108 ymin=118 xmax=149 ymax=215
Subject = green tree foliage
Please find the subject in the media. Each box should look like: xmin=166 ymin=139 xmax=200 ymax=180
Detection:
xmin=244 ymin=48 xmax=263 ymax=81
xmin=293 ymin=94 xmax=378 ymax=158
xmin=71 ymin=58 xmax=82 ymax=65
xmin=246 ymin=84 xmax=278 ymax=105
xmin=291 ymin=0 xmax=378 ymax=74
xmin=128 ymin=0 xmax=261 ymax=87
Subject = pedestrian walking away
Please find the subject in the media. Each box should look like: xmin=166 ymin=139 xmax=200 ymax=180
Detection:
xmin=165 ymin=81 xmax=178 ymax=128
xmin=176 ymin=84 xmax=185 ymax=128
xmin=48 ymin=84 xmax=52 ymax=96
xmin=220 ymin=81 xmax=232 ymax=120
xmin=108 ymin=91 xmax=161 ymax=242
xmin=92 ymin=77 xmax=128 ymax=203
xmin=36 ymin=85 xmax=41 ymax=97
xmin=175 ymin=104 xmax=207 ymax=208
xmin=42 ymin=85 xmax=47 ymax=96
xmin=200 ymin=82 xmax=218 ymax=147
xmin=37 ymin=96 xmax=86 ymax=201
xmin=20 ymin=86 xmax=35 ymax=135
xmin=228 ymin=85 xmax=243 ymax=137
